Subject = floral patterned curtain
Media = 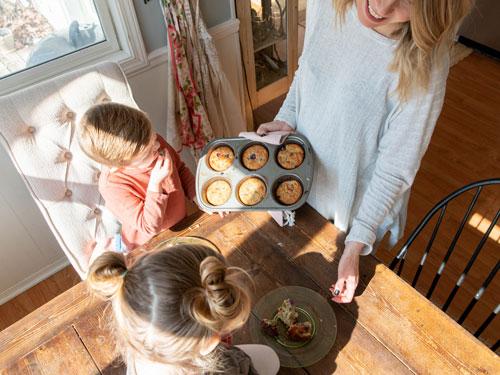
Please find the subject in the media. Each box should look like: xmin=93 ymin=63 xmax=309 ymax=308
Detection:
xmin=160 ymin=0 xmax=245 ymax=158
xmin=161 ymin=0 xmax=213 ymax=156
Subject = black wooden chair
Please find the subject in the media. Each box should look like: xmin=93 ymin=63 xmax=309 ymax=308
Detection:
xmin=389 ymin=178 xmax=500 ymax=352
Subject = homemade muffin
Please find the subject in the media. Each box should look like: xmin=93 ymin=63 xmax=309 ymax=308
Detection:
xmin=277 ymin=143 xmax=305 ymax=170
xmin=275 ymin=179 xmax=303 ymax=205
xmin=242 ymin=144 xmax=269 ymax=170
xmin=238 ymin=177 xmax=266 ymax=206
xmin=205 ymin=180 xmax=232 ymax=206
xmin=208 ymin=146 xmax=234 ymax=172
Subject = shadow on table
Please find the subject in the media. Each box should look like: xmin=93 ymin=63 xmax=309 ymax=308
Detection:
xmin=290 ymin=250 xmax=376 ymax=373
xmin=229 ymin=212 xmax=378 ymax=373
xmin=102 ymin=359 xmax=126 ymax=375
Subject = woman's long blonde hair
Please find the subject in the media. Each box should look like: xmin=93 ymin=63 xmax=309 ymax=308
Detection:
xmin=87 ymin=244 xmax=252 ymax=373
xmin=333 ymin=0 xmax=473 ymax=100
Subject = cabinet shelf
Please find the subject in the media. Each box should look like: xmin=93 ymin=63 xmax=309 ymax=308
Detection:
xmin=254 ymin=33 xmax=287 ymax=53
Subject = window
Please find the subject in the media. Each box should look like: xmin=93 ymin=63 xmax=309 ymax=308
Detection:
xmin=0 ymin=0 xmax=148 ymax=95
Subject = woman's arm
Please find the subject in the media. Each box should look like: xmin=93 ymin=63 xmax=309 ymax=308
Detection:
xmin=345 ymin=76 xmax=448 ymax=255
xmin=333 ymin=63 xmax=450 ymax=303
xmin=273 ymin=65 xmax=302 ymax=129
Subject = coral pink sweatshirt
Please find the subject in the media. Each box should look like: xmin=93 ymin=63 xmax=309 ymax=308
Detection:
xmin=99 ymin=135 xmax=196 ymax=249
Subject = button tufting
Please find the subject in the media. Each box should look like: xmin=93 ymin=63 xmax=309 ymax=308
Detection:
xmin=66 ymin=111 xmax=75 ymax=120
xmin=65 ymin=189 xmax=72 ymax=198
xmin=27 ymin=126 xmax=36 ymax=134
xmin=64 ymin=151 xmax=72 ymax=160
xmin=93 ymin=208 xmax=101 ymax=216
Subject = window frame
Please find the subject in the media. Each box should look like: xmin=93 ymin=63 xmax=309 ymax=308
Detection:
xmin=0 ymin=0 xmax=149 ymax=96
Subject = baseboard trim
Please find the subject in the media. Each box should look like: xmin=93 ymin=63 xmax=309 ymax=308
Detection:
xmin=0 ymin=256 xmax=70 ymax=305
xmin=458 ymin=36 xmax=500 ymax=60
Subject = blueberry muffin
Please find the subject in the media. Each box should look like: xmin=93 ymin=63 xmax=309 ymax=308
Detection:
xmin=277 ymin=143 xmax=305 ymax=170
xmin=238 ymin=177 xmax=266 ymax=206
xmin=242 ymin=144 xmax=269 ymax=170
xmin=275 ymin=179 xmax=303 ymax=205
xmin=208 ymin=146 xmax=235 ymax=172
xmin=206 ymin=180 xmax=232 ymax=206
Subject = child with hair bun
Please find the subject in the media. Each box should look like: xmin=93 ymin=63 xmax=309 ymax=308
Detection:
xmin=87 ymin=244 xmax=279 ymax=374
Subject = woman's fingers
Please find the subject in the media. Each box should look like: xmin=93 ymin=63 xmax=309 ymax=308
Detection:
xmin=330 ymin=275 xmax=358 ymax=303
xmin=256 ymin=120 xmax=293 ymax=135
xmin=256 ymin=123 xmax=272 ymax=135
xmin=343 ymin=277 xmax=358 ymax=303
xmin=330 ymin=278 xmax=345 ymax=302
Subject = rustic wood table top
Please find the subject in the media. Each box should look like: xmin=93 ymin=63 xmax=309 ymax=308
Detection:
xmin=1 ymin=206 xmax=498 ymax=374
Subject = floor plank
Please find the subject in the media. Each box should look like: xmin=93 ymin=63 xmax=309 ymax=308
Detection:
xmin=0 ymin=327 xmax=98 ymax=375
xmin=0 ymin=265 xmax=80 ymax=331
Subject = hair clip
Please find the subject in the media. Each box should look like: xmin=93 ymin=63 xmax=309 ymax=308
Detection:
xmin=121 ymin=270 xmax=128 ymax=278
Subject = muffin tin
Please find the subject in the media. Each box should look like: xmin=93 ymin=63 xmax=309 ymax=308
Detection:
xmin=196 ymin=134 xmax=314 ymax=212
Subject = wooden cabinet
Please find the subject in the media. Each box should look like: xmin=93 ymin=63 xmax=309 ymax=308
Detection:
xmin=236 ymin=0 xmax=299 ymax=110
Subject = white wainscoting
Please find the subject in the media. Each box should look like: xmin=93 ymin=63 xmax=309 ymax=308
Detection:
xmin=0 ymin=18 xmax=244 ymax=303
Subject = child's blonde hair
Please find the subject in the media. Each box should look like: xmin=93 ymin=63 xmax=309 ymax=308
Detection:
xmin=87 ymin=244 xmax=252 ymax=373
xmin=333 ymin=0 xmax=474 ymax=100
xmin=79 ymin=102 xmax=153 ymax=167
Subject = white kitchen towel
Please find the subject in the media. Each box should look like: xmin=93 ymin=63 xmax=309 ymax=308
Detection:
xmin=239 ymin=131 xmax=295 ymax=227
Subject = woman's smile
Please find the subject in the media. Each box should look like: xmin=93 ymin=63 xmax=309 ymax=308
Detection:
xmin=355 ymin=0 xmax=411 ymax=37
xmin=367 ymin=0 xmax=385 ymax=21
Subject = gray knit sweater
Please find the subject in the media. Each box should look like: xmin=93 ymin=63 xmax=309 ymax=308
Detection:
xmin=276 ymin=0 xmax=449 ymax=254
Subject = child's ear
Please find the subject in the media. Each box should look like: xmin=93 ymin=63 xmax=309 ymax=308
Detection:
xmin=199 ymin=334 xmax=220 ymax=356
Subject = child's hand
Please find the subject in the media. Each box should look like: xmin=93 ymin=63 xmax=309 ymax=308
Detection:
xmin=148 ymin=155 xmax=172 ymax=193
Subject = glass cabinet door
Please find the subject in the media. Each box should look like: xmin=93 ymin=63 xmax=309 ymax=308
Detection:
xmin=250 ymin=0 xmax=288 ymax=90
xmin=237 ymin=0 xmax=298 ymax=120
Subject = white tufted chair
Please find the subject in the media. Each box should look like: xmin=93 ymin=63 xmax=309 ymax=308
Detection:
xmin=0 ymin=62 xmax=139 ymax=278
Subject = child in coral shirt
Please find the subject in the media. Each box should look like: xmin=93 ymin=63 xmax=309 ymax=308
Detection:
xmin=78 ymin=102 xmax=196 ymax=250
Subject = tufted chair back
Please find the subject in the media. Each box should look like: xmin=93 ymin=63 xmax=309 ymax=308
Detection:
xmin=0 ymin=62 xmax=138 ymax=278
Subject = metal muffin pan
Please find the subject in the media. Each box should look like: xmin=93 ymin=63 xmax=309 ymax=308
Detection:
xmin=196 ymin=133 xmax=314 ymax=212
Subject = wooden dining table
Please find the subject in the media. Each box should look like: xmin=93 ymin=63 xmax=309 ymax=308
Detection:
xmin=1 ymin=206 xmax=498 ymax=374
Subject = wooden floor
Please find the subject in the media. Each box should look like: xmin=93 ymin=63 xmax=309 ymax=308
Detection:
xmin=254 ymin=52 xmax=500 ymax=349
xmin=1 ymin=52 xmax=499 ymax=350
xmin=0 ymin=266 xmax=80 ymax=330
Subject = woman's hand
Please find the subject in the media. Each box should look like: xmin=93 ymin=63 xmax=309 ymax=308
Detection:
xmin=147 ymin=155 xmax=172 ymax=193
xmin=330 ymin=241 xmax=364 ymax=303
xmin=256 ymin=120 xmax=294 ymax=135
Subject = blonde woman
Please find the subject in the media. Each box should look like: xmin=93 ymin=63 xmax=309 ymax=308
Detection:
xmin=87 ymin=244 xmax=279 ymax=374
xmin=258 ymin=0 xmax=473 ymax=303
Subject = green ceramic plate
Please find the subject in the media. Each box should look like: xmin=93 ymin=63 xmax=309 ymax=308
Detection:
xmin=250 ymin=286 xmax=337 ymax=368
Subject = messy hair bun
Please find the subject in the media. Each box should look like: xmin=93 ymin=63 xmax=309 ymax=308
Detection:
xmin=87 ymin=251 xmax=127 ymax=299
xmin=185 ymin=256 xmax=252 ymax=333
xmin=86 ymin=244 xmax=252 ymax=372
